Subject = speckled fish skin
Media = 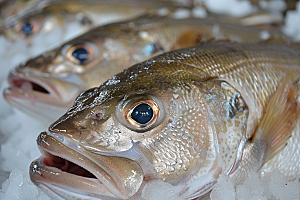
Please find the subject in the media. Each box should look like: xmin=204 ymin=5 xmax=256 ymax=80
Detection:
xmin=30 ymin=42 xmax=300 ymax=199
xmin=3 ymin=15 xmax=285 ymax=123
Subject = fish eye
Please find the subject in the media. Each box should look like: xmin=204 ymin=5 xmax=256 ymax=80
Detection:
xmin=131 ymin=103 xmax=153 ymax=124
xmin=15 ymin=20 xmax=39 ymax=36
xmin=116 ymin=95 xmax=164 ymax=131
xmin=62 ymin=42 xmax=97 ymax=65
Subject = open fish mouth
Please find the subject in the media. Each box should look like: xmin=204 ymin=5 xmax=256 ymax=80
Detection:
xmin=9 ymin=78 xmax=50 ymax=94
xmin=3 ymin=70 xmax=80 ymax=122
xmin=30 ymin=131 xmax=144 ymax=199
xmin=5 ymin=70 xmax=60 ymax=100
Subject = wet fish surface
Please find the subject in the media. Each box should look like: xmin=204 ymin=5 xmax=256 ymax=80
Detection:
xmin=30 ymin=42 xmax=300 ymax=199
xmin=3 ymin=15 xmax=286 ymax=123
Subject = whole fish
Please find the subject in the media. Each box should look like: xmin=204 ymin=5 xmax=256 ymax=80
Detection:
xmin=0 ymin=0 xmax=180 ymax=43
xmin=30 ymin=42 xmax=300 ymax=199
xmin=3 ymin=15 xmax=285 ymax=123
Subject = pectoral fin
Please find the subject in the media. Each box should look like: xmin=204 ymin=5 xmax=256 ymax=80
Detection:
xmin=253 ymin=73 xmax=300 ymax=163
xmin=170 ymin=28 xmax=203 ymax=51
xmin=230 ymin=73 xmax=300 ymax=184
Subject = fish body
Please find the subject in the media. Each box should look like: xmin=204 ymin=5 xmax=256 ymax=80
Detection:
xmin=3 ymin=15 xmax=285 ymax=123
xmin=0 ymin=0 xmax=180 ymax=43
xmin=30 ymin=42 xmax=300 ymax=199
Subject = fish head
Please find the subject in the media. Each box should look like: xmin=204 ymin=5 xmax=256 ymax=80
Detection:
xmin=2 ymin=36 xmax=103 ymax=123
xmin=1 ymin=14 xmax=44 ymax=42
xmin=0 ymin=0 xmax=65 ymax=43
xmin=30 ymin=52 xmax=249 ymax=199
xmin=3 ymin=23 xmax=166 ymax=123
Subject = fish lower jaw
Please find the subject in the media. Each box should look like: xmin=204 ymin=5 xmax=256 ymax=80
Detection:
xmin=30 ymin=156 xmax=120 ymax=199
xmin=32 ymin=132 xmax=144 ymax=199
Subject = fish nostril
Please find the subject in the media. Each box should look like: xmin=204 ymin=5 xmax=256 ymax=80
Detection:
xmin=11 ymin=79 xmax=49 ymax=94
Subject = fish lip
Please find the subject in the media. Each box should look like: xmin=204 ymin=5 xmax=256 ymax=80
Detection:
xmin=30 ymin=158 xmax=119 ymax=199
xmin=3 ymin=87 xmax=70 ymax=123
xmin=3 ymin=73 xmax=70 ymax=122
xmin=3 ymin=70 xmax=74 ymax=122
xmin=7 ymin=70 xmax=61 ymax=99
xmin=31 ymin=131 xmax=144 ymax=199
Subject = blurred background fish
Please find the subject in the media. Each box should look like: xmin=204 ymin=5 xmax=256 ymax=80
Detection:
xmin=0 ymin=0 xmax=185 ymax=44
xmin=3 ymin=15 xmax=286 ymax=123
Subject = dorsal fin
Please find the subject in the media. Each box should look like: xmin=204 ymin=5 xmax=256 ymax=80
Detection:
xmin=261 ymin=35 xmax=290 ymax=44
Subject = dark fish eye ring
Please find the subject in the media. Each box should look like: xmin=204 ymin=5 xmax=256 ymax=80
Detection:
xmin=116 ymin=95 xmax=165 ymax=131
xmin=63 ymin=42 xmax=97 ymax=65
xmin=15 ymin=20 xmax=39 ymax=36
xmin=126 ymin=100 xmax=159 ymax=128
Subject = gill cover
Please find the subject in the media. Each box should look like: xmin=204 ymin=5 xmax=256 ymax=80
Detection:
xmin=200 ymin=79 xmax=248 ymax=173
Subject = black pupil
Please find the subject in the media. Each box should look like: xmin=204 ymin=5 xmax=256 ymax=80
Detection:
xmin=131 ymin=103 xmax=153 ymax=124
xmin=21 ymin=22 xmax=33 ymax=35
xmin=72 ymin=48 xmax=89 ymax=64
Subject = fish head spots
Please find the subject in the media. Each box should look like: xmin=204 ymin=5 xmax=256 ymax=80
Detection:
xmin=116 ymin=95 xmax=165 ymax=131
xmin=200 ymin=80 xmax=249 ymax=171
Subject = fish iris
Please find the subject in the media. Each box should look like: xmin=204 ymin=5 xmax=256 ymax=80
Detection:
xmin=131 ymin=103 xmax=153 ymax=124
xmin=21 ymin=22 xmax=33 ymax=35
xmin=72 ymin=48 xmax=89 ymax=64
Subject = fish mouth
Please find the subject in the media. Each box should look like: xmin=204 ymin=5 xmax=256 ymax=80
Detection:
xmin=5 ymin=70 xmax=60 ymax=100
xmin=30 ymin=131 xmax=144 ymax=199
xmin=3 ymin=71 xmax=78 ymax=122
xmin=9 ymin=78 xmax=50 ymax=94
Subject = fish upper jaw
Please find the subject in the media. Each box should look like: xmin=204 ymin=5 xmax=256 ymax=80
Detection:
xmin=82 ymin=141 xmax=159 ymax=181
xmin=30 ymin=131 xmax=144 ymax=199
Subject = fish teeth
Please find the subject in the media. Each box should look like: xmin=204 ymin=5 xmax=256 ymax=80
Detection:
xmin=21 ymin=81 xmax=33 ymax=90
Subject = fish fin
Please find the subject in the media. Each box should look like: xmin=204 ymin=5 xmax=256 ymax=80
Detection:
xmin=230 ymin=73 xmax=300 ymax=184
xmin=253 ymin=73 xmax=300 ymax=163
xmin=170 ymin=28 xmax=238 ymax=51
xmin=261 ymin=35 xmax=290 ymax=44
xmin=170 ymin=28 xmax=203 ymax=51
xmin=239 ymin=12 xmax=283 ymax=26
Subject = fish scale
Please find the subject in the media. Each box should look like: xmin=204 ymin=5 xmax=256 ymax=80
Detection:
xmin=163 ymin=42 xmax=300 ymax=181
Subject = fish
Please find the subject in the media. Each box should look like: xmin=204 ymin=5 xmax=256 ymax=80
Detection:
xmin=3 ymin=15 xmax=286 ymax=123
xmin=0 ymin=0 xmax=181 ymax=43
xmin=29 ymin=42 xmax=300 ymax=199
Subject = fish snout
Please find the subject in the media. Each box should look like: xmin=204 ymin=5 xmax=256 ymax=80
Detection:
xmin=33 ymin=131 xmax=145 ymax=199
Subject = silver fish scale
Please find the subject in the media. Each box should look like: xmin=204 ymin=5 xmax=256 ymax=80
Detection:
xmin=198 ymin=43 xmax=300 ymax=180
xmin=140 ymin=86 xmax=216 ymax=185
xmin=158 ymin=42 xmax=300 ymax=180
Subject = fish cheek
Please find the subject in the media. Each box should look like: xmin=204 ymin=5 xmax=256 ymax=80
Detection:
xmin=77 ymin=115 xmax=135 ymax=152
xmin=199 ymin=80 xmax=249 ymax=173
xmin=136 ymin=88 xmax=215 ymax=185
